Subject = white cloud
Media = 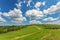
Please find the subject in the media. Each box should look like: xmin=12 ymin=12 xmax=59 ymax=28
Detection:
xmin=11 ymin=17 xmax=26 ymax=23
xmin=3 ymin=8 xmax=22 ymax=18
xmin=34 ymin=1 xmax=46 ymax=10
xmin=24 ymin=0 xmax=26 ymax=3
xmin=43 ymin=2 xmax=60 ymax=14
xmin=43 ymin=17 xmax=59 ymax=21
xmin=26 ymin=9 xmax=44 ymax=19
xmin=27 ymin=0 xmax=32 ymax=7
xmin=0 ymin=17 xmax=6 ymax=23
xmin=30 ymin=20 xmax=42 ymax=24
xmin=0 ymin=12 xmax=6 ymax=23
xmin=0 ymin=12 xmax=2 ymax=15
xmin=48 ymin=19 xmax=60 ymax=24
xmin=3 ymin=8 xmax=26 ymax=23
xmin=42 ymin=1 xmax=46 ymax=6
xmin=15 ymin=2 xmax=22 ymax=8
xmin=34 ymin=2 xmax=41 ymax=9
xmin=44 ymin=19 xmax=60 ymax=24
xmin=12 ymin=17 xmax=26 ymax=21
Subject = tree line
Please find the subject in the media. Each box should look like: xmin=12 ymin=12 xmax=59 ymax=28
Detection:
xmin=0 ymin=25 xmax=27 ymax=34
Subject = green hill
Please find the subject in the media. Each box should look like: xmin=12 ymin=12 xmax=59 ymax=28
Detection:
xmin=0 ymin=24 xmax=60 ymax=40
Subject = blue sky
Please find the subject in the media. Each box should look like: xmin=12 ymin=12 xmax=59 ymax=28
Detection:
xmin=0 ymin=0 xmax=60 ymax=26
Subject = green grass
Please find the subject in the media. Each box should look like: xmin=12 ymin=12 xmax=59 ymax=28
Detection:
xmin=0 ymin=24 xmax=60 ymax=40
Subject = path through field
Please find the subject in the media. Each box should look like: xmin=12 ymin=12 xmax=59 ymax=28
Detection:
xmin=13 ymin=32 xmax=36 ymax=40
xmin=34 ymin=26 xmax=41 ymax=30
xmin=41 ymin=32 xmax=51 ymax=40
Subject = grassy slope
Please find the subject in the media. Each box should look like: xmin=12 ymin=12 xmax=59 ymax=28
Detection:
xmin=0 ymin=25 xmax=60 ymax=40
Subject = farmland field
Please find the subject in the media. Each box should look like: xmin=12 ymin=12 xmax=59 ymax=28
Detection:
xmin=0 ymin=24 xmax=60 ymax=40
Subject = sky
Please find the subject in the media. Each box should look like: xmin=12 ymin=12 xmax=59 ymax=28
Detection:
xmin=0 ymin=0 xmax=60 ymax=26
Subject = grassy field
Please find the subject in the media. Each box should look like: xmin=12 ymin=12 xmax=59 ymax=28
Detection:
xmin=0 ymin=24 xmax=60 ymax=40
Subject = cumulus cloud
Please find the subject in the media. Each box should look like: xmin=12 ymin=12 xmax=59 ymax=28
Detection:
xmin=3 ymin=8 xmax=26 ymax=23
xmin=27 ymin=0 xmax=32 ymax=7
xmin=34 ymin=1 xmax=46 ymax=10
xmin=35 ymin=2 xmax=41 ymax=8
xmin=48 ymin=19 xmax=60 ymax=24
xmin=0 ymin=17 xmax=6 ymax=23
xmin=0 ymin=12 xmax=6 ymax=23
xmin=0 ymin=12 xmax=2 ymax=15
xmin=11 ymin=17 xmax=26 ymax=23
xmin=12 ymin=17 xmax=26 ymax=21
xmin=43 ymin=17 xmax=59 ymax=21
xmin=43 ymin=2 xmax=60 ymax=14
xmin=26 ymin=9 xmax=44 ymax=19
xmin=3 ymin=8 xmax=22 ymax=18
xmin=30 ymin=20 xmax=42 ymax=24
xmin=15 ymin=2 xmax=22 ymax=8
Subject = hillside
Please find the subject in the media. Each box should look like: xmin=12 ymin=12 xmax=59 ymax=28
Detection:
xmin=0 ymin=24 xmax=60 ymax=40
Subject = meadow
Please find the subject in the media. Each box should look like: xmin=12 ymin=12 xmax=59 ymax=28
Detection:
xmin=0 ymin=24 xmax=60 ymax=40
